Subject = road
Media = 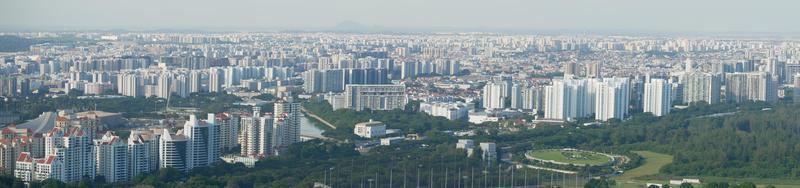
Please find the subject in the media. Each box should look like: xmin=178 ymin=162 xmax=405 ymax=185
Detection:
xmin=301 ymin=107 xmax=337 ymax=129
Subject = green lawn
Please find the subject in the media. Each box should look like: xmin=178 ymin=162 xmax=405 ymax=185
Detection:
xmin=613 ymin=151 xmax=800 ymax=188
xmin=616 ymin=151 xmax=673 ymax=181
xmin=614 ymin=151 xmax=673 ymax=188
xmin=527 ymin=149 xmax=612 ymax=166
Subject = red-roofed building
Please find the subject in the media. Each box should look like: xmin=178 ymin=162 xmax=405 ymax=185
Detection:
xmin=43 ymin=127 xmax=95 ymax=182
xmin=212 ymin=112 xmax=239 ymax=151
xmin=94 ymin=131 xmax=128 ymax=182
xmin=14 ymin=152 xmax=60 ymax=182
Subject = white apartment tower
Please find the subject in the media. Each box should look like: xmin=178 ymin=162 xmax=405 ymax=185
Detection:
xmin=127 ymin=130 xmax=159 ymax=179
xmin=272 ymin=98 xmax=300 ymax=154
xmin=344 ymin=84 xmax=407 ymax=111
xmin=682 ymin=72 xmax=721 ymax=105
xmin=94 ymin=131 xmax=128 ymax=182
xmin=643 ymin=78 xmax=672 ymax=116
xmin=188 ymin=70 xmax=202 ymax=93
xmin=208 ymin=68 xmax=224 ymax=93
xmin=482 ymin=82 xmax=506 ymax=110
xmin=595 ymin=78 xmax=630 ymax=121
xmin=725 ymin=72 xmax=777 ymax=103
xmin=183 ymin=114 xmax=219 ymax=169
xmin=156 ymin=73 xmax=171 ymax=99
xmin=510 ymin=84 xmax=523 ymax=109
xmin=544 ymin=78 xmax=591 ymax=120
xmin=522 ymin=87 xmax=544 ymax=112
xmin=158 ymin=129 xmax=188 ymax=172
xmin=43 ymin=127 xmax=95 ymax=182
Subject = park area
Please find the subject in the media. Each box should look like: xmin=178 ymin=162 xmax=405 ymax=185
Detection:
xmin=526 ymin=149 xmax=613 ymax=166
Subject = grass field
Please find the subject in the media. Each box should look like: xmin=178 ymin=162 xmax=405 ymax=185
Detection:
xmin=613 ymin=151 xmax=800 ymax=188
xmin=613 ymin=151 xmax=673 ymax=188
xmin=527 ymin=149 xmax=612 ymax=166
xmin=616 ymin=151 xmax=673 ymax=181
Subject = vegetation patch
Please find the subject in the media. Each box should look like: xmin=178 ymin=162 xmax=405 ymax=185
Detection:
xmin=526 ymin=148 xmax=614 ymax=166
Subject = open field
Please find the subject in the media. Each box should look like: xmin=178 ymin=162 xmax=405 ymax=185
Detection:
xmin=527 ymin=149 xmax=613 ymax=166
xmin=616 ymin=151 xmax=673 ymax=181
xmin=614 ymin=151 xmax=674 ymax=188
xmin=613 ymin=151 xmax=800 ymax=188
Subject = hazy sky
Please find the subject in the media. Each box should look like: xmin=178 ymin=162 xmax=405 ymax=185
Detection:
xmin=2 ymin=0 xmax=799 ymax=33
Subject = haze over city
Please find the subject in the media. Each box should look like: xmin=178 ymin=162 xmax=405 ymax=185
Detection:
xmin=2 ymin=0 xmax=800 ymax=34
xmin=3 ymin=1 xmax=800 ymax=188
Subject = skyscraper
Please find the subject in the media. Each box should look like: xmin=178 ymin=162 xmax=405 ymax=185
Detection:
xmin=344 ymin=84 xmax=407 ymax=111
xmin=682 ymin=72 xmax=721 ymax=105
xmin=127 ymin=130 xmax=158 ymax=180
xmin=212 ymin=113 xmax=238 ymax=152
xmin=401 ymin=61 xmax=417 ymax=79
xmin=595 ymin=78 xmax=630 ymax=121
xmin=725 ymin=72 xmax=777 ymax=103
xmin=302 ymin=70 xmax=323 ymax=93
xmin=522 ymin=86 xmax=544 ymax=112
xmin=272 ymin=98 xmax=300 ymax=155
xmin=586 ymin=62 xmax=602 ymax=78
xmin=156 ymin=73 xmax=172 ymax=99
xmin=544 ymin=78 xmax=591 ymax=120
xmin=183 ymin=114 xmax=219 ymax=169
xmin=94 ymin=131 xmax=128 ymax=182
xmin=223 ymin=67 xmax=240 ymax=88
xmin=208 ymin=68 xmax=224 ymax=93
xmin=258 ymin=114 xmax=274 ymax=156
xmin=644 ymin=78 xmax=671 ymax=117
xmin=482 ymin=82 xmax=506 ymax=110
xmin=118 ymin=73 xmax=141 ymax=97
xmin=188 ymin=70 xmax=202 ymax=93
xmin=794 ymin=74 xmax=800 ymax=103
xmin=563 ymin=62 xmax=579 ymax=77
xmin=158 ymin=129 xmax=188 ymax=172
xmin=174 ymin=74 xmax=189 ymax=98
xmin=0 ymin=76 xmax=17 ymax=97
xmin=510 ymin=84 xmax=523 ymax=109
xmin=43 ymin=127 xmax=95 ymax=182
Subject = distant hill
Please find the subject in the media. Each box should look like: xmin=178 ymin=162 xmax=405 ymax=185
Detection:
xmin=0 ymin=35 xmax=36 ymax=52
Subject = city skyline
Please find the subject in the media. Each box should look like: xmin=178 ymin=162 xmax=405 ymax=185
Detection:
xmin=2 ymin=1 xmax=800 ymax=186
xmin=2 ymin=0 xmax=800 ymax=35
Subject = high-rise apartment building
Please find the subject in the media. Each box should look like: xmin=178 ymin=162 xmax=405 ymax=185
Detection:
xmin=482 ymin=82 xmax=506 ymax=110
xmin=208 ymin=68 xmax=224 ymax=93
xmin=510 ymin=84 xmax=523 ymax=109
xmin=643 ymin=78 xmax=672 ymax=116
xmin=544 ymin=78 xmax=591 ymax=120
xmin=212 ymin=113 xmax=238 ymax=152
xmin=127 ymin=130 xmax=159 ymax=179
xmin=682 ymin=72 xmax=721 ymax=105
xmin=522 ymin=87 xmax=544 ymax=112
xmin=586 ymin=62 xmax=602 ymax=78
xmin=184 ymin=114 xmax=219 ymax=169
xmin=43 ymin=127 xmax=95 ymax=182
xmin=595 ymin=78 xmax=630 ymax=121
xmin=94 ymin=131 xmax=127 ymax=182
xmin=158 ymin=129 xmax=188 ymax=172
xmin=272 ymin=98 xmax=300 ymax=155
xmin=725 ymin=72 xmax=777 ymax=103
xmin=344 ymin=84 xmax=407 ymax=111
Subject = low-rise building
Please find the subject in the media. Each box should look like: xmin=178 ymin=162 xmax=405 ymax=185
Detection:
xmin=353 ymin=120 xmax=386 ymax=138
xmin=380 ymin=137 xmax=404 ymax=146
xmin=420 ymin=101 xmax=470 ymax=120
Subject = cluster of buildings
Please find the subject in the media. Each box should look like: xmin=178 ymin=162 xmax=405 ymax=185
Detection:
xmin=238 ymin=99 xmax=301 ymax=157
xmin=476 ymin=57 xmax=792 ymax=123
xmin=0 ymin=97 xmax=302 ymax=183
xmin=7 ymin=112 xmax=219 ymax=183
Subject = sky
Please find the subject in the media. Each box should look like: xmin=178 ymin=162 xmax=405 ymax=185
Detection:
xmin=1 ymin=0 xmax=799 ymax=34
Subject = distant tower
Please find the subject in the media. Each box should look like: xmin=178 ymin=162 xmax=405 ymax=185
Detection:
xmin=685 ymin=58 xmax=694 ymax=72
